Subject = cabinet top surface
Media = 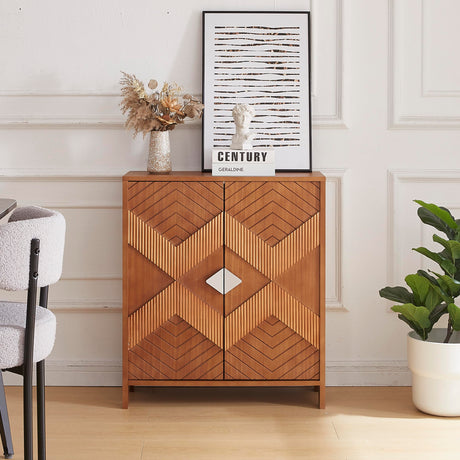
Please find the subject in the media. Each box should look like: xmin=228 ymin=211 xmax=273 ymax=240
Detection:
xmin=123 ymin=171 xmax=325 ymax=182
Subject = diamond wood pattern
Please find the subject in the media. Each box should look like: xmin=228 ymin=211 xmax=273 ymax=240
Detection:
xmin=126 ymin=181 xmax=224 ymax=381
xmin=225 ymin=283 xmax=319 ymax=350
xmin=127 ymin=210 xmax=223 ymax=280
xmin=128 ymin=283 xmax=223 ymax=349
xmin=225 ymin=213 xmax=319 ymax=279
xmin=225 ymin=316 xmax=320 ymax=380
xmin=224 ymin=249 xmax=270 ymax=315
xmin=178 ymin=248 xmax=223 ymax=315
xmin=129 ymin=315 xmax=223 ymax=380
xmin=224 ymin=181 xmax=321 ymax=381
xmin=126 ymin=246 xmax=174 ymax=315
xmin=225 ymin=181 xmax=320 ymax=246
xmin=128 ymin=181 xmax=223 ymax=245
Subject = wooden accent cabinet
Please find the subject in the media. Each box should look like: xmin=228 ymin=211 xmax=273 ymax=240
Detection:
xmin=123 ymin=171 xmax=325 ymax=408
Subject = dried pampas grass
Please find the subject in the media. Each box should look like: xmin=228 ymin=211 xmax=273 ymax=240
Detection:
xmin=120 ymin=72 xmax=204 ymax=137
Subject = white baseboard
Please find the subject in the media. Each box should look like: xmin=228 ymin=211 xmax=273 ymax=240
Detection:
xmin=3 ymin=360 xmax=122 ymax=386
xmin=326 ymin=360 xmax=411 ymax=386
xmin=3 ymin=360 xmax=411 ymax=387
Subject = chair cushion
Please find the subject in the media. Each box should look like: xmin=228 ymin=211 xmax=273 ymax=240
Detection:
xmin=0 ymin=301 xmax=56 ymax=369
xmin=0 ymin=206 xmax=66 ymax=291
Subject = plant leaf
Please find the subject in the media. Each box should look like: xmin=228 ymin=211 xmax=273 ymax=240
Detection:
xmin=405 ymin=274 xmax=443 ymax=310
xmin=447 ymin=241 xmax=460 ymax=260
xmin=417 ymin=208 xmax=455 ymax=239
xmin=413 ymin=247 xmax=456 ymax=277
xmin=447 ymin=303 xmax=460 ymax=331
xmin=414 ymin=270 xmax=453 ymax=303
xmin=429 ymin=303 xmax=448 ymax=325
xmin=455 ymin=259 xmax=460 ymax=281
xmin=455 ymin=219 xmax=460 ymax=239
xmin=436 ymin=275 xmax=460 ymax=298
xmin=415 ymin=200 xmax=458 ymax=231
xmin=416 ymin=269 xmax=439 ymax=287
xmin=433 ymin=234 xmax=460 ymax=261
xmin=379 ymin=286 xmax=414 ymax=304
xmin=432 ymin=235 xmax=452 ymax=257
xmin=397 ymin=314 xmax=427 ymax=340
xmin=392 ymin=303 xmax=431 ymax=340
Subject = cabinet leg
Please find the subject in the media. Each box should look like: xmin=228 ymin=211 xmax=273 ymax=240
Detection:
xmin=317 ymin=384 xmax=325 ymax=409
xmin=122 ymin=384 xmax=129 ymax=409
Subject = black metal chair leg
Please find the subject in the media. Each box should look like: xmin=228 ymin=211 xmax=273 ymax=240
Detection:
xmin=23 ymin=238 xmax=39 ymax=460
xmin=23 ymin=363 xmax=33 ymax=460
xmin=37 ymin=286 xmax=49 ymax=460
xmin=0 ymin=371 xmax=14 ymax=459
xmin=36 ymin=361 xmax=45 ymax=460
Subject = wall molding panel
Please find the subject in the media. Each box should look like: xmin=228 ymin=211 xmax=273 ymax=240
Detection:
xmin=0 ymin=1 xmax=345 ymax=129
xmin=311 ymin=0 xmax=346 ymax=128
xmin=0 ymin=91 xmax=201 ymax=128
xmin=0 ymin=92 xmax=123 ymax=127
xmin=323 ymin=169 xmax=347 ymax=311
xmin=421 ymin=0 xmax=460 ymax=97
xmin=389 ymin=0 xmax=460 ymax=129
xmin=0 ymin=176 xmax=122 ymax=312
xmin=0 ymin=174 xmax=123 ymax=385
xmin=388 ymin=170 xmax=460 ymax=288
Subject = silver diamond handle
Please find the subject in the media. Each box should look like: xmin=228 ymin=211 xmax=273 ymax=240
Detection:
xmin=206 ymin=268 xmax=242 ymax=294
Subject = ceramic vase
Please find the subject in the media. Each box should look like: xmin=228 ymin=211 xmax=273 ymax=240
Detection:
xmin=148 ymin=130 xmax=171 ymax=174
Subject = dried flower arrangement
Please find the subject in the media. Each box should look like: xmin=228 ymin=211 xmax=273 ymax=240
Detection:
xmin=120 ymin=72 xmax=204 ymax=137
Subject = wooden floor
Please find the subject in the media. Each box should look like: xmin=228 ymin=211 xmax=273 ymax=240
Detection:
xmin=3 ymin=386 xmax=460 ymax=459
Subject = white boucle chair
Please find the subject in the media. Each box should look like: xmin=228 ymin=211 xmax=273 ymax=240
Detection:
xmin=0 ymin=206 xmax=65 ymax=460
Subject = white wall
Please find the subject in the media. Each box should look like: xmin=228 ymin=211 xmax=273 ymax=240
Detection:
xmin=1 ymin=0 xmax=459 ymax=386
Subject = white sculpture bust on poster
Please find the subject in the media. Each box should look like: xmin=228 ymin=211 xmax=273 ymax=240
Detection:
xmin=230 ymin=104 xmax=255 ymax=150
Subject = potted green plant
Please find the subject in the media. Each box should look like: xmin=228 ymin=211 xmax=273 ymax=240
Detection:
xmin=380 ymin=200 xmax=460 ymax=416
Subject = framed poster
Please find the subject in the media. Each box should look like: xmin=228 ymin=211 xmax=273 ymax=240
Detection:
xmin=202 ymin=11 xmax=312 ymax=172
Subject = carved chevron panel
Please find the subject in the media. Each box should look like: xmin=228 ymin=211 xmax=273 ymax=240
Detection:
xmin=128 ymin=315 xmax=223 ymax=380
xmin=225 ymin=181 xmax=320 ymax=245
xmin=225 ymin=316 xmax=320 ymax=380
xmin=128 ymin=210 xmax=223 ymax=280
xmin=127 ymin=181 xmax=224 ymax=381
xmin=224 ymin=181 xmax=321 ymax=381
xmin=128 ymin=283 xmax=223 ymax=349
xmin=225 ymin=283 xmax=319 ymax=350
xmin=225 ymin=212 xmax=319 ymax=279
xmin=128 ymin=181 xmax=223 ymax=244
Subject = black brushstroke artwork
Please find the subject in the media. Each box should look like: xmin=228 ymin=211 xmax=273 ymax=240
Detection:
xmin=211 ymin=25 xmax=302 ymax=149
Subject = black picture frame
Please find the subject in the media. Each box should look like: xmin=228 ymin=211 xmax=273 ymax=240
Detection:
xmin=202 ymin=11 xmax=312 ymax=172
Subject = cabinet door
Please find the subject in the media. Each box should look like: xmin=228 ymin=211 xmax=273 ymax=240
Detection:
xmin=126 ymin=181 xmax=224 ymax=380
xmin=224 ymin=181 xmax=321 ymax=380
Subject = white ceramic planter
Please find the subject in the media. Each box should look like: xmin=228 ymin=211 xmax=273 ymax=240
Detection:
xmin=408 ymin=329 xmax=460 ymax=416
